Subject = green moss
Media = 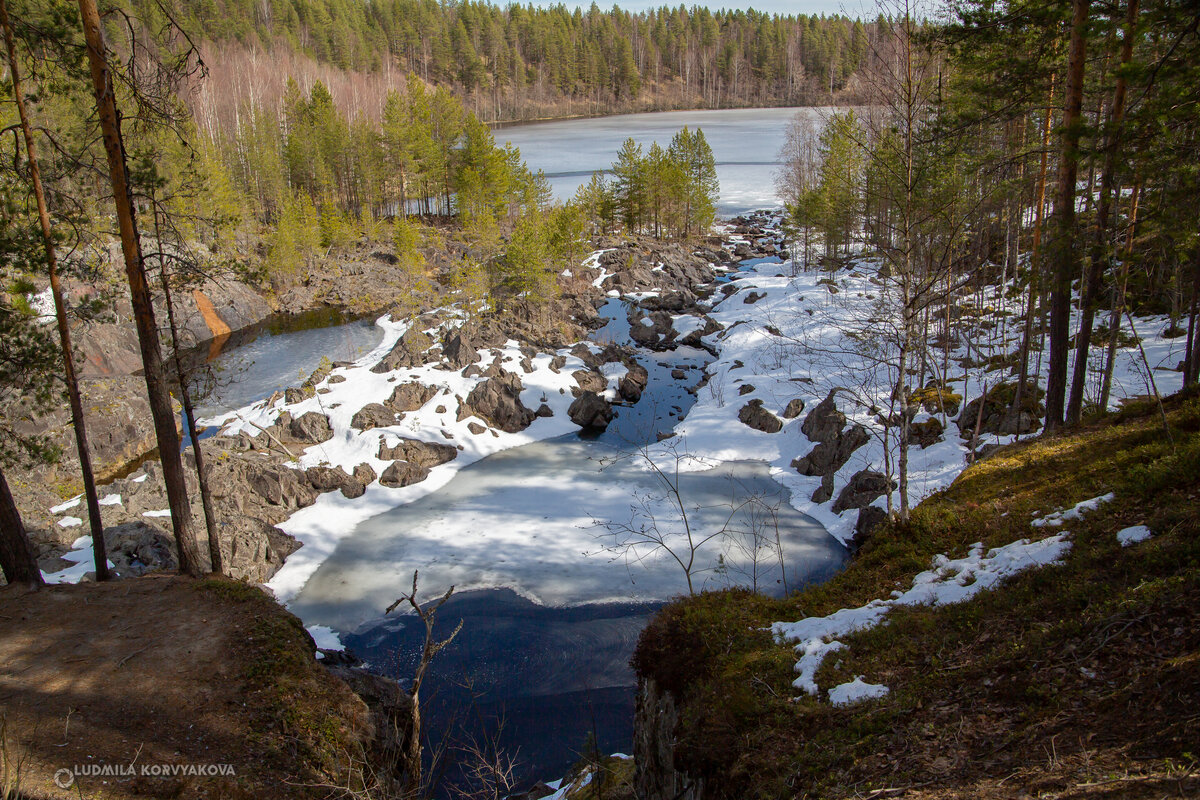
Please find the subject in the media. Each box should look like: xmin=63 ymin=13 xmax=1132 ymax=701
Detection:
xmin=633 ymin=391 xmax=1200 ymax=798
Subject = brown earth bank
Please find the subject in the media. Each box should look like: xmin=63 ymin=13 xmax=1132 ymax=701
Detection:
xmin=0 ymin=575 xmax=403 ymax=800
xmin=10 ymin=215 xmax=783 ymax=586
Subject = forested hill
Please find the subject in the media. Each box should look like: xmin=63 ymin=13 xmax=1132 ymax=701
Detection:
xmin=123 ymin=0 xmax=872 ymax=125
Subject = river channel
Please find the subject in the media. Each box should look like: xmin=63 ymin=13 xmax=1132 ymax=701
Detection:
xmin=197 ymin=108 xmax=843 ymax=792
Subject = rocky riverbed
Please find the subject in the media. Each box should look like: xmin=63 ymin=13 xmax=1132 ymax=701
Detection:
xmin=16 ymin=216 xmax=788 ymax=586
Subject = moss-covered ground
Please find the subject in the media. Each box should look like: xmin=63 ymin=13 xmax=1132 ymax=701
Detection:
xmin=633 ymin=388 xmax=1200 ymax=799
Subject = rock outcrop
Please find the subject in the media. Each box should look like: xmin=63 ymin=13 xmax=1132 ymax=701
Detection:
xmin=832 ymin=470 xmax=897 ymax=514
xmin=351 ymin=403 xmax=397 ymax=431
xmin=635 ymin=677 xmax=705 ymax=800
xmin=289 ymin=411 xmax=335 ymax=443
xmin=791 ymin=424 xmax=870 ymax=477
xmin=800 ymin=390 xmax=846 ymax=443
xmin=568 ymin=391 xmax=614 ymax=431
xmin=379 ymin=460 xmax=430 ymax=488
xmin=371 ymin=327 xmax=434 ymax=373
xmin=385 ymin=382 xmax=438 ymax=412
xmin=737 ymin=399 xmax=783 ymax=433
xmin=377 ymin=437 xmax=458 ymax=468
xmin=463 ymin=372 xmax=535 ymax=433
xmin=958 ymin=381 xmax=1045 ymax=438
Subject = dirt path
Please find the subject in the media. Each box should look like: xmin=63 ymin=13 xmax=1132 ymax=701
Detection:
xmin=0 ymin=575 xmax=369 ymax=799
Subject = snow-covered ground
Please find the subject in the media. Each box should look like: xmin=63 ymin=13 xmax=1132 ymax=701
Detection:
xmin=649 ymin=220 xmax=1188 ymax=546
xmin=40 ymin=216 xmax=1188 ymax=611
xmin=198 ymin=313 xmax=609 ymax=603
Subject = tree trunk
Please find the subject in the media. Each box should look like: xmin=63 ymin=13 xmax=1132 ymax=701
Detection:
xmin=1067 ymin=0 xmax=1137 ymax=425
xmin=1013 ymin=95 xmax=1054 ymax=420
xmin=77 ymin=0 xmax=202 ymax=577
xmin=1184 ymin=259 xmax=1200 ymax=387
xmin=0 ymin=464 xmax=42 ymax=587
xmin=1098 ymin=179 xmax=1140 ymax=412
xmin=2 ymin=0 xmax=109 ymax=580
xmin=1045 ymin=0 xmax=1091 ymax=433
xmin=153 ymin=206 xmax=224 ymax=575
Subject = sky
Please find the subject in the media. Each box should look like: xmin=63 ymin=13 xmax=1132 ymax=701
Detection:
xmin=526 ymin=0 xmax=868 ymax=17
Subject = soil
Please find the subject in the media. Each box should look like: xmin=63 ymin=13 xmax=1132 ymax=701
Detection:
xmin=0 ymin=575 xmax=373 ymax=799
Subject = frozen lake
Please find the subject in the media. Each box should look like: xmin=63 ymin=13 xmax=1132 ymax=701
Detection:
xmin=494 ymin=107 xmax=830 ymax=216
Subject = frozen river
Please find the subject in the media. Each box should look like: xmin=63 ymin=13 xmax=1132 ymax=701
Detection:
xmin=195 ymin=108 xmax=842 ymax=793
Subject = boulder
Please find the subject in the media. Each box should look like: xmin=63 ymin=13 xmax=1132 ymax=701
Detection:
xmin=738 ymin=399 xmax=783 ymax=433
xmin=102 ymin=521 xmax=177 ymax=576
xmin=568 ymin=392 xmax=614 ymax=431
xmin=628 ymin=310 xmax=675 ymax=349
xmin=811 ymin=473 xmax=835 ymax=504
xmin=306 ymin=465 xmax=355 ymax=493
xmin=385 ymin=383 xmax=437 ymax=412
xmin=791 ymin=424 xmax=870 ymax=478
xmin=340 ymin=464 xmax=377 ymax=499
xmin=801 ymin=390 xmax=847 ymax=444
xmin=832 ymin=470 xmax=897 ymax=514
xmin=639 ymin=290 xmax=691 ymax=312
xmin=250 ymin=466 xmax=320 ymax=509
xmin=351 ymin=403 xmax=397 ymax=431
xmin=377 ymin=437 xmax=457 ymax=468
xmin=618 ymin=364 xmax=649 ymax=402
xmin=852 ymin=506 xmax=889 ymax=550
xmin=442 ymin=330 xmax=479 ymax=369
xmin=284 ymin=386 xmax=313 ymax=404
xmin=371 ymin=327 xmax=433 ymax=373
xmin=289 ymin=411 xmax=334 ymax=444
xmin=379 ymin=460 xmax=431 ymax=488
xmin=782 ymin=398 xmax=806 ymax=419
xmin=464 ymin=372 xmax=535 ymax=433
xmin=572 ymin=369 xmax=608 ymax=395
xmin=910 ymin=417 xmax=945 ymax=449
xmin=958 ymin=381 xmax=1045 ymax=439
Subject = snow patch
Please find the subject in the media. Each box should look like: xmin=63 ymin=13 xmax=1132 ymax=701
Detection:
xmin=49 ymin=496 xmax=81 ymax=514
xmin=773 ymin=534 xmax=1072 ymax=699
xmin=1032 ymin=493 xmax=1115 ymax=528
xmin=1116 ymin=525 xmax=1153 ymax=547
xmin=828 ymin=677 xmax=890 ymax=706
xmin=41 ymin=536 xmax=114 ymax=585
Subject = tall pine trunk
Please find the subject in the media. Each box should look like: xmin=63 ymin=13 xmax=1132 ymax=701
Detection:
xmin=1014 ymin=83 xmax=1056 ymax=420
xmin=77 ymin=0 xmax=202 ymax=577
xmin=152 ymin=205 xmax=224 ymax=575
xmin=1045 ymin=0 xmax=1091 ymax=433
xmin=1068 ymin=0 xmax=1138 ymax=425
xmin=1184 ymin=258 xmax=1200 ymax=387
xmin=1 ymin=0 xmax=109 ymax=580
xmin=1098 ymin=180 xmax=1140 ymax=411
xmin=0 ymin=465 xmax=42 ymax=587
